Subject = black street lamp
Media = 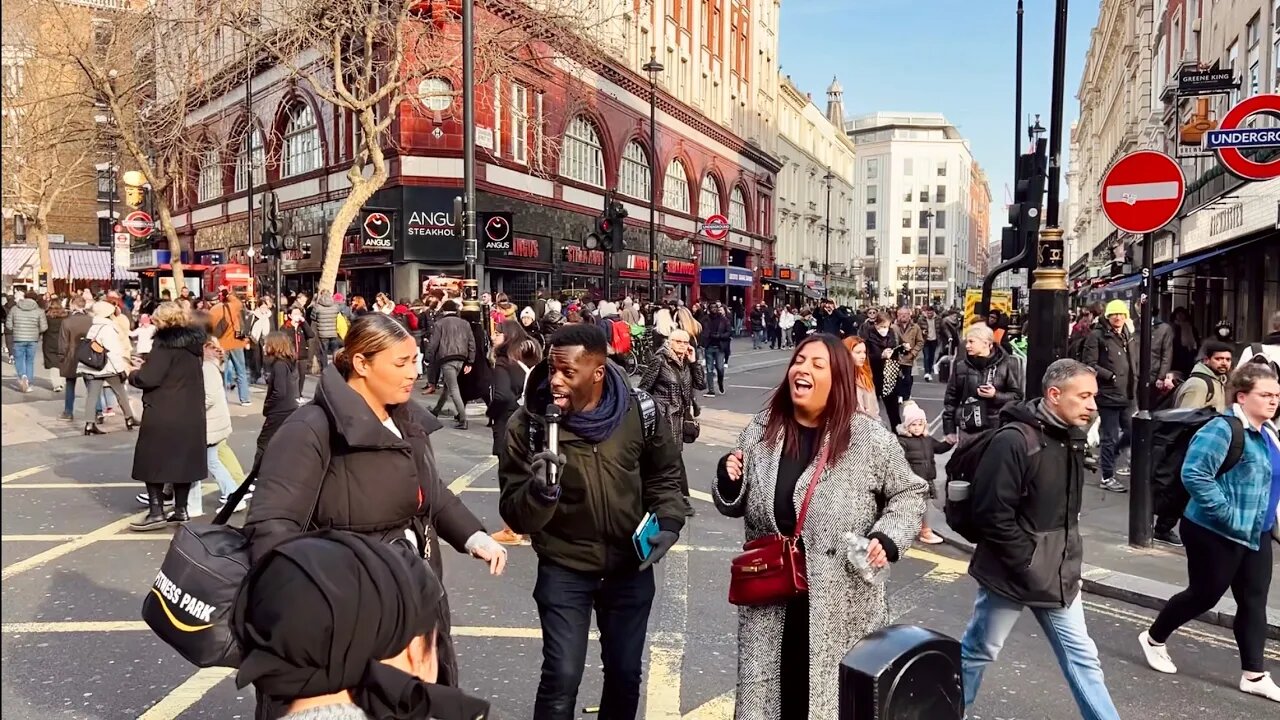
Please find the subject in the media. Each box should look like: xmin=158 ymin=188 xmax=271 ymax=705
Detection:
xmin=822 ymin=169 xmax=835 ymax=298
xmin=924 ymin=208 xmax=935 ymax=307
xmin=643 ymin=50 xmax=664 ymax=303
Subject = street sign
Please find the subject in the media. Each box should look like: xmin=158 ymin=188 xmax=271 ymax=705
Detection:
xmin=1100 ymin=150 xmax=1185 ymax=235
xmin=702 ymin=213 xmax=730 ymax=240
xmin=1210 ymin=94 xmax=1280 ymax=180
xmin=361 ymin=211 xmax=392 ymax=249
xmin=123 ymin=210 xmax=153 ymax=238
xmin=113 ymin=232 xmax=130 ymax=249
xmin=480 ymin=211 xmax=513 ymax=255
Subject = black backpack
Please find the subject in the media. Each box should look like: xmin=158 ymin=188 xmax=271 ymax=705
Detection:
xmin=1150 ymin=408 xmax=1245 ymax=521
xmin=943 ymin=422 xmax=1041 ymax=544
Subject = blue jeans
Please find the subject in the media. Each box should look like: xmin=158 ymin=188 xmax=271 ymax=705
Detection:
xmin=532 ymin=561 xmax=655 ymax=720
xmin=752 ymin=328 xmax=766 ymax=349
xmin=1098 ymin=406 xmax=1131 ymax=479
xmin=961 ymin=587 xmax=1120 ymax=720
xmin=63 ymin=376 xmax=104 ymax=418
xmin=704 ymin=346 xmax=726 ymax=395
xmin=206 ymin=444 xmax=237 ymax=499
xmin=224 ymin=348 xmax=250 ymax=404
xmin=13 ymin=341 xmax=37 ymax=382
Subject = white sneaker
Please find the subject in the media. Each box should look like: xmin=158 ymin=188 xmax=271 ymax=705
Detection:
xmin=1138 ymin=631 xmax=1177 ymax=674
xmin=1241 ymin=672 xmax=1280 ymax=702
xmin=216 ymin=499 xmax=249 ymax=514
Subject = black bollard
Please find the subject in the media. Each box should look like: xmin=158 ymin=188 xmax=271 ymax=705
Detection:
xmin=838 ymin=624 xmax=963 ymax=720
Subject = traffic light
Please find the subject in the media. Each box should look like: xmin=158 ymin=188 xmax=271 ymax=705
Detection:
xmin=1003 ymin=138 xmax=1047 ymax=270
xmin=608 ymin=200 xmax=627 ymax=250
xmin=588 ymin=198 xmax=628 ymax=252
xmin=259 ymin=191 xmax=281 ymax=258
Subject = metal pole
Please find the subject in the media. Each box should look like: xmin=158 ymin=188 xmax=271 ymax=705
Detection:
xmin=1026 ymin=0 xmax=1070 ymax=399
xmin=1015 ymin=0 xmax=1024 ymax=165
xmin=926 ymin=212 xmax=933 ymax=307
xmin=109 ymin=158 xmax=116 ymax=288
xmin=824 ymin=181 xmax=831 ymax=298
xmin=1129 ymin=231 xmax=1156 ymax=547
xmin=461 ymin=0 xmax=479 ymax=309
xmin=246 ymin=40 xmax=255 ymax=295
xmin=648 ymin=67 xmax=658 ymax=302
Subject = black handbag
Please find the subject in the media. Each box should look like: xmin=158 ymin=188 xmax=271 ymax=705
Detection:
xmin=682 ymin=407 xmax=701 ymax=444
xmin=76 ymin=327 xmax=107 ymax=371
xmin=959 ymin=367 xmax=998 ymax=432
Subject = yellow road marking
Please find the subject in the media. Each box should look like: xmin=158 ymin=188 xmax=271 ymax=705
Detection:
xmin=645 ymin=550 xmax=688 ymax=719
xmin=689 ymin=489 xmax=714 ymax=504
xmin=3 ymin=482 xmax=139 ymax=489
xmin=448 ymin=457 xmax=498 ymax=494
xmin=137 ymin=667 xmax=235 ymax=720
xmin=1 ymin=516 xmax=145 ymax=581
xmin=3 ymin=534 xmax=171 ymax=542
xmin=2 ymin=534 xmax=81 ymax=542
xmin=459 ymin=486 xmax=500 ymax=493
xmin=1 ymin=465 xmax=50 ymax=484
xmin=682 ymin=690 xmax=735 ymax=720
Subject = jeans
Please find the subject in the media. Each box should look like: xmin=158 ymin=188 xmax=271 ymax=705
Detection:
xmin=532 ymin=561 xmax=656 ymax=720
xmin=63 ymin=376 xmax=104 ymax=418
xmin=13 ymin=340 xmax=37 ymax=382
xmin=432 ymin=360 xmax=466 ymax=419
xmin=1098 ymin=406 xmax=1132 ymax=479
xmin=961 ymin=587 xmax=1120 ymax=720
xmin=222 ymin=348 xmax=249 ymax=404
xmin=319 ymin=337 xmax=342 ymax=368
xmin=206 ymin=444 xmax=237 ymax=499
xmin=1149 ymin=519 xmax=1273 ymax=672
xmin=923 ymin=340 xmax=938 ymax=377
xmin=752 ymin=328 xmax=765 ymax=349
xmin=704 ymin=346 xmax=726 ymax=395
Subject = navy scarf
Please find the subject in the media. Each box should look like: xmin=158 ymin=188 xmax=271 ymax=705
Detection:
xmin=560 ymin=362 xmax=631 ymax=444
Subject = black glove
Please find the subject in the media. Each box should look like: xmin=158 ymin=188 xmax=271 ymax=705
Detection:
xmin=638 ymin=530 xmax=679 ymax=571
xmin=529 ymin=450 xmax=566 ymax=504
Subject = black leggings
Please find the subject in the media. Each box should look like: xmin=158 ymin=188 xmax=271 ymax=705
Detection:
xmin=1148 ymin=518 xmax=1273 ymax=672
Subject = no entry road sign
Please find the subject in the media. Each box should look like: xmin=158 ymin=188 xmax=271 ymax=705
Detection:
xmin=1209 ymin=93 xmax=1280 ymax=180
xmin=1100 ymin=151 xmax=1185 ymax=235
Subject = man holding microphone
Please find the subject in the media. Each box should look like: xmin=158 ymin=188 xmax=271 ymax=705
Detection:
xmin=499 ymin=323 xmax=688 ymax=720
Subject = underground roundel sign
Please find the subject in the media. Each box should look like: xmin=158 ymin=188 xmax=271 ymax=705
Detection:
xmin=1206 ymin=93 xmax=1280 ymax=181
xmin=1100 ymin=151 xmax=1185 ymax=235
xmin=703 ymin=213 xmax=730 ymax=240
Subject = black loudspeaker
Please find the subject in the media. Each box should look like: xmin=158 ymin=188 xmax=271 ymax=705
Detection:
xmin=838 ymin=624 xmax=963 ymax=720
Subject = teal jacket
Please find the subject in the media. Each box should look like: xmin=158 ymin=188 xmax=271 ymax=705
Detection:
xmin=1181 ymin=407 xmax=1277 ymax=550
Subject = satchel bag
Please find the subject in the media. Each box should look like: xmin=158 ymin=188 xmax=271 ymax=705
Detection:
xmin=728 ymin=442 xmax=831 ymax=607
xmin=959 ymin=366 xmax=998 ymax=432
xmin=682 ymin=399 xmax=701 ymax=444
xmin=76 ymin=326 xmax=108 ymax=371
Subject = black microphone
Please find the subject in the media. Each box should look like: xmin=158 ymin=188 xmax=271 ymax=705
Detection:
xmin=544 ymin=403 xmax=561 ymax=486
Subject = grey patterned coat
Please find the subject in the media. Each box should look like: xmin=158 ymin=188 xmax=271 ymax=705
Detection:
xmin=713 ymin=410 xmax=928 ymax=720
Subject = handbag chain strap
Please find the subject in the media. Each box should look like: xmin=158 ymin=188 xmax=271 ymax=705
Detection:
xmin=792 ymin=439 xmax=831 ymax=540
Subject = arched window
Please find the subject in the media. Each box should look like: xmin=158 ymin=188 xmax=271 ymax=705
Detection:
xmin=699 ymin=174 xmax=722 ymax=219
xmin=197 ymin=147 xmax=220 ymax=202
xmin=618 ymin=141 xmax=651 ymax=199
xmin=282 ymin=101 xmax=321 ymax=178
xmin=235 ymin=125 xmax=264 ymax=192
xmin=558 ymin=115 xmax=604 ymax=187
xmin=663 ymin=159 xmax=690 ymax=212
xmin=728 ymin=186 xmax=748 ymax=230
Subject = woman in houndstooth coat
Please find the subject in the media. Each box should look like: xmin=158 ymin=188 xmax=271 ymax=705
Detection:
xmin=713 ymin=333 xmax=927 ymax=719
xmin=637 ymin=329 xmax=706 ymax=499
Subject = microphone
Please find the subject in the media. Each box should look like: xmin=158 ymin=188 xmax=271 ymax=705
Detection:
xmin=544 ymin=403 xmax=561 ymax=486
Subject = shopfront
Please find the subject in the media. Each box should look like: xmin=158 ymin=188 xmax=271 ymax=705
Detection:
xmin=661 ymin=259 xmax=697 ymax=304
xmin=555 ymin=242 xmax=605 ymax=301
xmin=698 ymin=266 xmax=754 ymax=304
xmin=615 ymin=253 xmax=657 ymax=303
xmin=761 ymin=266 xmax=802 ymax=308
xmin=486 ymin=234 xmax=552 ymax=307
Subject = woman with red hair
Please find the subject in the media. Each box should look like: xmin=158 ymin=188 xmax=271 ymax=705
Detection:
xmin=843 ymin=335 xmax=881 ymax=422
xmin=713 ymin=333 xmax=926 ymax=717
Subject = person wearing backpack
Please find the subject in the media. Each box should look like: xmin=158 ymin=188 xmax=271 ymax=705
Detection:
xmin=1138 ymin=363 xmax=1280 ymax=703
xmin=957 ymin=359 xmax=1122 ymax=720
xmin=1081 ymin=299 xmax=1138 ymax=493
xmin=1238 ymin=311 xmax=1280 ymax=419
xmin=1173 ymin=340 xmax=1233 ymax=413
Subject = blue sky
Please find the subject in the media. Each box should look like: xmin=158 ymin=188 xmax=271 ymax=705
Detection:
xmin=778 ymin=0 xmax=1100 ymax=240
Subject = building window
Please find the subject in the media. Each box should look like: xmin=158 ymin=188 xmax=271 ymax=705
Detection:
xmin=96 ymin=169 xmax=115 ymax=202
xmin=865 ymin=236 xmax=877 ymax=257
xmin=510 ymin=82 xmax=528 ymax=164
xmin=759 ymin=194 xmax=772 ymax=235
xmin=901 ymin=236 xmax=911 ymax=254
xmin=937 ymin=161 xmax=947 ymax=177
xmin=729 ymin=186 xmax=748 ymax=230
xmin=901 ymin=211 xmax=911 ymax=228
xmin=417 ymin=77 xmax=453 ymax=112
xmin=918 ymin=186 xmax=929 ymax=202
xmin=699 ymin=174 xmax=721 ymax=219
xmin=936 ymin=184 xmax=946 ymax=203
xmin=282 ymin=101 xmax=321 ymax=178
xmin=559 ymin=115 xmax=605 ymax=187
xmin=903 ymin=158 xmax=913 ymax=176
xmin=917 ymin=236 xmax=928 ymax=255
xmin=197 ymin=147 xmax=220 ymax=201
xmin=903 ymin=187 xmax=913 ymax=203
xmin=866 ymin=158 xmax=878 ymax=179
xmin=663 ymin=158 xmax=691 ymax=212
xmin=919 ymin=210 xmax=931 ymax=228
xmin=1228 ymin=40 xmax=1240 ymax=106
xmin=866 ymin=185 xmax=877 ymax=205
xmin=235 ymin=126 xmax=264 ymax=192
xmin=619 ymin=141 xmax=651 ymax=200
xmin=935 ymin=235 xmax=946 ymax=256
xmin=935 ymin=210 xmax=946 ymax=229
xmin=865 ymin=211 xmax=876 ymax=230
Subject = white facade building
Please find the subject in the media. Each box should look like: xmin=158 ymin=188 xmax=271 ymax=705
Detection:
xmin=845 ymin=112 xmax=980 ymax=308
xmin=774 ymin=76 xmax=856 ymax=303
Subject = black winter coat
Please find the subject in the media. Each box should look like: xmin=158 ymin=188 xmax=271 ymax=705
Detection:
xmin=968 ymin=401 xmax=1086 ymax=609
xmin=127 ymin=325 xmax=207 ymax=486
xmin=895 ymin=433 xmax=954 ymax=482
xmin=261 ymin=357 xmax=299 ymax=420
xmin=638 ymin=347 xmax=707 ymax=445
xmin=488 ymin=355 xmax=526 ymax=457
xmin=942 ymin=346 xmax=1025 ymax=435
xmin=1081 ymin=325 xmax=1137 ymax=407
xmin=42 ymin=312 xmax=66 ymax=369
xmin=702 ymin=312 xmax=732 ymax=353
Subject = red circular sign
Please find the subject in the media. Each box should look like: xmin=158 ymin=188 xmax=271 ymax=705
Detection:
xmin=123 ymin=210 xmax=153 ymax=238
xmin=1100 ymin=151 xmax=1185 ymax=235
xmin=363 ymin=212 xmax=391 ymax=239
xmin=1214 ymin=94 xmax=1280 ymax=181
xmin=703 ymin=213 xmax=730 ymax=240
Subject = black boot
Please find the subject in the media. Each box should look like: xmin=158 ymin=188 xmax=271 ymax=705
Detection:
xmin=167 ymin=484 xmax=191 ymax=524
xmin=129 ymin=484 xmax=168 ymax=532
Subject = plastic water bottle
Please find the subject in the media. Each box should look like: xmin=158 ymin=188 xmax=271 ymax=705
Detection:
xmin=843 ymin=532 xmax=883 ymax=584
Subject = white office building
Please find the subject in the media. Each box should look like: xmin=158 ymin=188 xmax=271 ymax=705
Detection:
xmin=845 ymin=112 xmax=981 ymax=308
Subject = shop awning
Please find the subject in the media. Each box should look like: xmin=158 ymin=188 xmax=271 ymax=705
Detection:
xmin=2 ymin=247 xmax=35 ymax=276
xmin=699 ymin=266 xmax=754 ymax=287
xmin=1102 ymin=274 xmax=1141 ymax=292
xmin=767 ymin=277 xmax=801 ymax=289
xmin=1154 ymin=232 xmax=1272 ymax=278
xmin=803 ymin=285 xmax=823 ymax=300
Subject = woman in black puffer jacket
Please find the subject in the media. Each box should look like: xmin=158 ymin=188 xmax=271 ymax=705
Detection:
xmin=943 ymin=323 xmax=1025 ymax=442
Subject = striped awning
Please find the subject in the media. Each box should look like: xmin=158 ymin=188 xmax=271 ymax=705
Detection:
xmin=0 ymin=245 xmax=137 ymax=281
xmin=2 ymin=247 xmax=35 ymax=276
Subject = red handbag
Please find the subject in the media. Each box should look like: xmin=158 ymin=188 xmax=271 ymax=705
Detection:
xmin=728 ymin=442 xmax=830 ymax=607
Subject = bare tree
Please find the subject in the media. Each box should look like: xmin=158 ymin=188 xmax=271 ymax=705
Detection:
xmin=230 ymin=0 xmax=618 ymax=294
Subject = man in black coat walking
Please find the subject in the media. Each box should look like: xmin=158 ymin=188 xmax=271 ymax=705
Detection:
xmin=1081 ymin=299 xmax=1137 ymax=493
xmin=701 ymin=302 xmax=732 ymax=396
